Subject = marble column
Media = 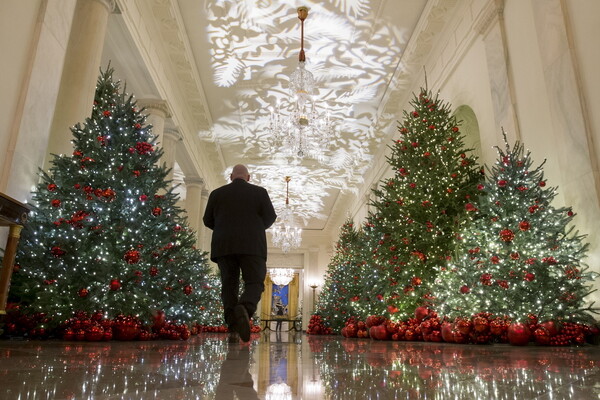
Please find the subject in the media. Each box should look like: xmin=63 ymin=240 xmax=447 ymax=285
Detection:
xmin=46 ymin=0 xmax=115 ymax=165
xmin=184 ymin=177 xmax=204 ymax=247
xmin=162 ymin=128 xmax=181 ymax=183
xmin=201 ymin=188 xmax=212 ymax=253
xmin=137 ymin=100 xmax=175 ymax=180
xmin=475 ymin=0 xmax=521 ymax=142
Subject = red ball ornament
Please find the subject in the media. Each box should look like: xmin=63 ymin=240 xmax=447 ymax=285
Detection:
xmin=539 ymin=320 xmax=559 ymax=336
xmin=152 ymin=207 xmax=162 ymax=216
xmin=539 ymin=180 xmax=546 ymax=187
xmin=103 ymin=110 xmax=111 ymax=117
xmin=460 ymin=285 xmax=470 ymax=294
xmin=508 ymin=322 xmax=531 ymax=346
xmin=51 ymin=199 xmax=61 ymax=207
xmin=519 ymin=221 xmax=530 ymax=231
xmin=78 ymin=288 xmax=89 ymax=297
xmin=123 ymin=249 xmax=141 ymax=264
xmin=47 ymin=183 xmax=57 ymax=191
xmin=499 ymin=229 xmax=515 ymax=242
xmin=85 ymin=325 xmax=104 ymax=341
xmin=110 ymin=279 xmax=121 ymax=291
xmin=524 ymin=273 xmax=535 ymax=282
xmin=497 ymin=180 xmax=507 ymax=187
xmin=183 ymin=285 xmax=193 ymax=295
xmin=534 ymin=328 xmax=551 ymax=345
xmin=415 ymin=306 xmax=429 ymax=322
xmin=149 ymin=266 xmax=159 ymax=276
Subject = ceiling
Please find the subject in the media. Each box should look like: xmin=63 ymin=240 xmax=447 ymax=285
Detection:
xmin=102 ymin=0 xmax=456 ymax=238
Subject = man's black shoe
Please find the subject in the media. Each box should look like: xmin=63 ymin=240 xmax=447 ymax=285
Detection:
xmin=234 ymin=304 xmax=251 ymax=342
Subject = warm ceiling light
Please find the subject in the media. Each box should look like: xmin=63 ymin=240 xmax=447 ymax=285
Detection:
xmin=268 ymin=6 xmax=335 ymax=160
xmin=269 ymin=268 xmax=296 ymax=286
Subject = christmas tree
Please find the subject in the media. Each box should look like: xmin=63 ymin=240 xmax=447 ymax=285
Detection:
xmin=359 ymin=88 xmax=481 ymax=320
xmin=433 ymin=134 xmax=598 ymax=324
xmin=10 ymin=66 xmax=222 ymax=329
xmin=314 ymin=219 xmax=368 ymax=332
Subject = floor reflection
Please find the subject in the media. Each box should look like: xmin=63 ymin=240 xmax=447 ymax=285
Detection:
xmin=0 ymin=332 xmax=598 ymax=399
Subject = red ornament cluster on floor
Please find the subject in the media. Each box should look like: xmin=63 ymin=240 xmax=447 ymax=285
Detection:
xmin=311 ymin=307 xmax=600 ymax=347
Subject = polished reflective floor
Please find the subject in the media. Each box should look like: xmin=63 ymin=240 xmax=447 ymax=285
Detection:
xmin=0 ymin=331 xmax=599 ymax=399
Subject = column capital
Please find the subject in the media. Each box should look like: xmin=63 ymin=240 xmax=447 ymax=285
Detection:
xmin=474 ymin=0 xmax=504 ymax=36
xmin=184 ymin=176 xmax=205 ymax=189
xmin=137 ymin=99 xmax=171 ymax=119
xmin=201 ymin=188 xmax=210 ymax=197
xmin=164 ymin=127 xmax=183 ymax=142
xmin=95 ymin=0 xmax=117 ymax=13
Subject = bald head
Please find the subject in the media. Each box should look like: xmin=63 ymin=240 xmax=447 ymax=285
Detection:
xmin=230 ymin=164 xmax=250 ymax=182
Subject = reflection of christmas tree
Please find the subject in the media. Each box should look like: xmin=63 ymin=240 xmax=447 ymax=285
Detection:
xmin=359 ymin=88 xmax=481 ymax=320
xmin=434 ymin=135 xmax=598 ymax=323
xmin=10 ymin=67 xmax=222 ymax=328
xmin=311 ymin=337 xmax=600 ymax=399
xmin=315 ymin=220 xmax=367 ymax=331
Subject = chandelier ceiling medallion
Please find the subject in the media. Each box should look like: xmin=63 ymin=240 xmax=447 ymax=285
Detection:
xmin=269 ymin=268 xmax=296 ymax=286
xmin=271 ymin=176 xmax=302 ymax=253
xmin=268 ymin=6 xmax=335 ymax=160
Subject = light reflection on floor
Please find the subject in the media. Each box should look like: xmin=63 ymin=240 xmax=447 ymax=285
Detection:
xmin=0 ymin=331 xmax=598 ymax=399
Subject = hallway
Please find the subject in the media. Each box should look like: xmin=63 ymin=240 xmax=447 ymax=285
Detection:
xmin=0 ymin=332 xmax=598 ymax=399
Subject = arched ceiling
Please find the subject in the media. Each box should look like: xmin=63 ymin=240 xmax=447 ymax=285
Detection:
xmin=102 ymin=0 xmax=459 ymax=238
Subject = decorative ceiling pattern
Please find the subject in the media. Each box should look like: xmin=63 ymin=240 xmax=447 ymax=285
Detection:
xmin=174 ymin=0 xmax=429 ymax=230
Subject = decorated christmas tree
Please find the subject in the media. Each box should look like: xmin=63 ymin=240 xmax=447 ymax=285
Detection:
xmin=314 ymin=219 xmax=368 ymax=332
xmin=433 ymin=134 xmax=598 ymax=325
xmin=10 ymin=67 xmax=222 ymax=331
xmin=358 ymin=88 xmax=481 ymax=320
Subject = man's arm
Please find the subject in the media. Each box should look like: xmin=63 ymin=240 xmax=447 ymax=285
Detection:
xmin=202 ymin=193 xmax=215 ymax=229
xmin=262 ymin=189 xmax=277 ymax=229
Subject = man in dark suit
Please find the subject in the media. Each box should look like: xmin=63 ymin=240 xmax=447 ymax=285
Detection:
xmin=203 ymin=164 xmax=277 ymax=342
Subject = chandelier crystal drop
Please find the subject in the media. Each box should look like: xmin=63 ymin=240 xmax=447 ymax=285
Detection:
xmin=268 ymin=6 xmax=335 ymax=160
xmin=269 ymin=268 xmax=296 ymax=286
xmin=271 ymin=176 xmax=302 ymax=253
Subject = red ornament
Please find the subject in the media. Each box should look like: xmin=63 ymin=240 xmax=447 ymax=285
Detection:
xmin=460 ymin=285 xmax=470 ymax=294
xmin=103 ymin=110 xmax=111 ymax=117
xmin=47 ymin=183 xmax=57 ymax=191
xmin=149 ymin=266 xmax=159 ymax=276
xmin=499 ymin=229 xmax=515 ymax=242
xmin=387 ymin=305 xmax=399 ymax=314
xmin=452 ymin=127 xmax=459 ymax=132
xmin=497 ymin=180 xmax=507 ymax=187
xmin=139 ymin=194 xmax=148 ymax=202
xmin=183 ymin=285 xmax=193 ymax=295
xmin=507 ymin=322 xmax=531 ymax=346
xmin=539 ymin=181 xmax=546 ymax=187
xmin=415 ymin=306 xmax=429 ymax=322
xmin=369 ymin=324 xmax=389 ymax=340
xmin=152 ymin=207 xmax=162 ymax=216
xmin=477 ymin=184 xmax=484 ymax=190
xmin=411 ymin=276 xmax=422 ymax=286
xmin=78 ymin=288 xmax=89 ymax=297
xmin=134 ymin=123 xmax=142 ymax=129
xmin=85 ymin=325 xmax=104 ymax=341
xmin=51 ymin=246 xmax=66 ymax=257
xmin=123 ymin=249 xmax=141 ymax=264
xmin=524 ymin=273 xmax=535 ymax=282
xmin=473 ymin=316 xmax=490 ymax=333
xmin=110 ymin=279 xmax=121 ymax=291
xmin=51 ymin=199 xmax=61 ymax=208
xmin=567 ymin=210 xmax=574 ymax=217
xmin=465 ymin=203 xmax=477 ymax=212
xmin=519 ymin=221 xmax=530 ymax=231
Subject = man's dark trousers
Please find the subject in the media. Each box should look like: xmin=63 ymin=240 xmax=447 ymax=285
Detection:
xmin=217 ymin=254 xmax=266 ymax=330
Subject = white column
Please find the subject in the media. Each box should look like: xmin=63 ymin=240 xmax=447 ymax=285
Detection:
xmin=476 ymin=0 xmax=521 ymax=142
xmin=183 ymin=177 xmax=204 ymax=246
xmin=137 ymin=100 xmax=174 ymax=179
xmin=46 ymin=0 xmax=115 ymax=165
xmin=162 ymin=128 xmax=181 ymax=183
xmin=201 ymin=188 xmax=212 ymax=251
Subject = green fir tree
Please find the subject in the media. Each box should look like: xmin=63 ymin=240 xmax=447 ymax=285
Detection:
xmin=315 ymin=219 xmax=368 ymax=331
xmin=359 ymin=88 xmax=481 ymax=320
xmin=433 ymin=134 xmax=598 ymax=323
xmin=10 ymin=67 xmax=222 ymax=327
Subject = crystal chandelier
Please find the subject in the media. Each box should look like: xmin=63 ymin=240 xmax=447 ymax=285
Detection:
xmin=269 ymin=268 xmax=296 ymax=286
xmin=271 ymin=176 xmax=302 ymax=253
xmin=268 ymin=6 xmax=334 ymax=160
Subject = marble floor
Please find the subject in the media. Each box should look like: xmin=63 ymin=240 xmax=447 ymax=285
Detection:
xmin=0 ymin=331 xmax=599 ymax=400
